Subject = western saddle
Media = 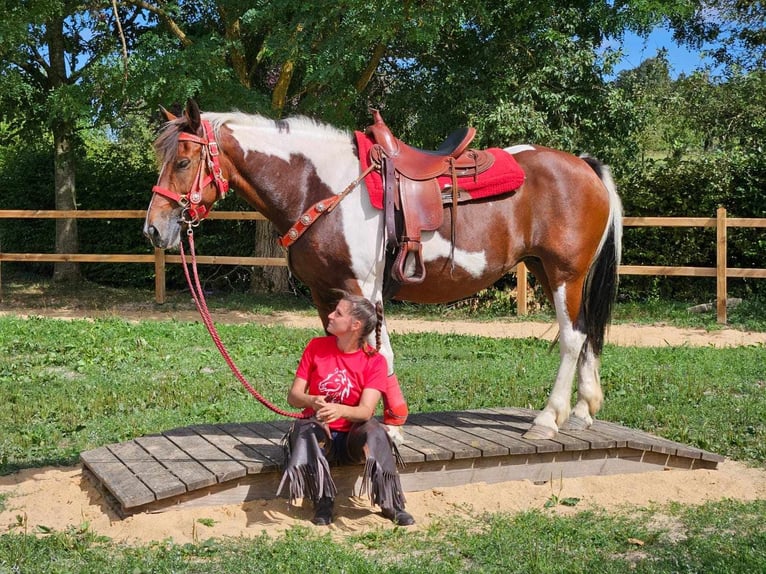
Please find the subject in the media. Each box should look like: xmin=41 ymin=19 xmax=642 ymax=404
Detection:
xmin=366 ymin=109 xmax=494 ymax=286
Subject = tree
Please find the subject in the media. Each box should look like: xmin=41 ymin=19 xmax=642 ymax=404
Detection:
xmin=0 ymin=1 xmax=148 ymax=282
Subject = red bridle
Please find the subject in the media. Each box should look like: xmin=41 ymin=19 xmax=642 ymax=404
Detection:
xmin=151 ymin=119 xmax=230 ymax=224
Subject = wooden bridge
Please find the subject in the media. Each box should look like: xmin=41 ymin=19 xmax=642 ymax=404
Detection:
xmin=80 ymin=407 xmax=724 ymax=516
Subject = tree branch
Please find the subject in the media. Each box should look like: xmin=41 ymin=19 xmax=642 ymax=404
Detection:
xmin=355 ymin=42 xmax=386 ymax=93
xmin=123 ymin=0 xmax=192 ymax=47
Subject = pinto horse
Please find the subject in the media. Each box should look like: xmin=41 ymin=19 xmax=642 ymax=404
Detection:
xmin=144 ymin=100 xmax=622 ymax=439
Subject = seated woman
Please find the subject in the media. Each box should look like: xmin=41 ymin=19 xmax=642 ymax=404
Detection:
xmin=276 ymin=293 xmax=414 ymax=526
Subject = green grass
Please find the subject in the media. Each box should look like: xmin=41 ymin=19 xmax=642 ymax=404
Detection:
xmin=1 ymin=501 xmax=764 ymax=573
xmin=1 ymin=315 xmax=764 ymax=473
xmin=1 ymin=279 xmax=765 ymax=572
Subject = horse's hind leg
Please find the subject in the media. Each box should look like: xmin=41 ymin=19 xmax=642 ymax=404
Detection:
xmin=563 ymin=343 xmax=603 ymax=429
xmin=523 ymin=282 xmax=586 ymax=439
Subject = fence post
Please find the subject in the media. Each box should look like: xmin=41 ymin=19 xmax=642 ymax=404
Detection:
xmin=716 ymin=207 xmax=727 ymax=324
xmin=516 ymin=261 xmax=528 ymax=315
xmin=154 ymin=248 xmax=166 ymax=304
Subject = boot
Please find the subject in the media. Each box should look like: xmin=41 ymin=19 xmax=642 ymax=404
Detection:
xmin=312 ymin=496 xmax=334 ymax=526
xmin=381 ymin=505 xmax=415 ymax=526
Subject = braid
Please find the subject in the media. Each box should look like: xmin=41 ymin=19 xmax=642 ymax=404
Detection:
xmin=374 ymin=302 xmax=383 ymax=351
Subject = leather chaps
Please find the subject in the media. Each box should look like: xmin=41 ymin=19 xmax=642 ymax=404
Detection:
xmin=277 ymin=417 xmax=406 ymax=511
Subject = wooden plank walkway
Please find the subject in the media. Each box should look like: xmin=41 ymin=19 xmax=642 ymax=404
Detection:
xmin=80 ymin=408 xmax=724 ymax=515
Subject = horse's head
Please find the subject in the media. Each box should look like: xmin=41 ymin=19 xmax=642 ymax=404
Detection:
xmin=143 ymin=100 xmax=230 ymax=249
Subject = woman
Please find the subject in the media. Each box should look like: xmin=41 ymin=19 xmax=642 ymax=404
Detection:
xmin=276 ymin=293 xmax=414 ymax=526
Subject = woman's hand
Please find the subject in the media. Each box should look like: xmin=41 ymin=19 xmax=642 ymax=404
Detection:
xmin=314 ymin=397 xmax=344 ymax=424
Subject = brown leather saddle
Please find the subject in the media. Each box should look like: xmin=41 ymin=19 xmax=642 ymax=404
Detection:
xmin=366 ymin=109 xmax=494 ymax=285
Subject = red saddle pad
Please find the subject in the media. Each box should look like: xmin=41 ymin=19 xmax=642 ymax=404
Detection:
xmin=355 ymin=131 xmax=525 ymax=210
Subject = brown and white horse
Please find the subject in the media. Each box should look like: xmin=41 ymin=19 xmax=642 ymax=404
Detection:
xmin=144 ymin=100 xmax=622 ymax=439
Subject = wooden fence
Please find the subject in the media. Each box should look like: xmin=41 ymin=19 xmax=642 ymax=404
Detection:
xmin=1 ymin=207 xmax=764 ymax=323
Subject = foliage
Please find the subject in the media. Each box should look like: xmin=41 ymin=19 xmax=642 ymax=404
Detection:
xmin=0 ymin=1 xmax=764 ymax=299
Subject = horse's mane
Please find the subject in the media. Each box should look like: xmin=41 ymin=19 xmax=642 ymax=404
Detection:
xmin=154 ymin=112 xmax=351 ymax=164
xmin=205 ymin=112 xmax=351 ymax=142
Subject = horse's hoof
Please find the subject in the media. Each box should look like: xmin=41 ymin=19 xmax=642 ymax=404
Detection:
xmin=560 ymin=415 xmax=591 ymax=431
xmin=522 ymin=425 xmax=557 ymax=440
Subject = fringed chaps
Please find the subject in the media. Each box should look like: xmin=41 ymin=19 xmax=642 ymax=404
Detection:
xmin=346 ymin=418 xmax=407 ymax=512
xmin=277 ymin=417 xmax=406 ymax=511
xmin=276 ymin=419 xmax=337 ymax=504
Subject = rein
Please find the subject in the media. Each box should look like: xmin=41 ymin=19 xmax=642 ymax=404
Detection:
xmin=180 ymin=228 xmax=306 ymax=419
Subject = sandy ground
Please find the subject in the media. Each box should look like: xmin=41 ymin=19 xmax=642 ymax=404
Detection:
xmin=1 ymin=308 xmax=765 ymax=544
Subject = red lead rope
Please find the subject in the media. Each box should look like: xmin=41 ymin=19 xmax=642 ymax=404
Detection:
xmin=180 ymin=229 xmax=307 ymax=419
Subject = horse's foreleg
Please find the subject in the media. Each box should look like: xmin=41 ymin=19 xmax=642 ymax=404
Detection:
xmin=524 ymin=283 xmax=586 ymax=439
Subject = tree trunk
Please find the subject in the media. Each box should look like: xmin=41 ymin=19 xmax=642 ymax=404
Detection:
xmin=52 ymin=121 xmax=80 ymax=282
xmin=249 ymin=221 xmax=289 ymax=293
xmin=48 ymin=16 xmax=80 ymax=283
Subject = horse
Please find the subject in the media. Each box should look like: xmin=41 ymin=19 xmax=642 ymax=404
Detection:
xmin=144 ymin=100 xmax=623 ymax=440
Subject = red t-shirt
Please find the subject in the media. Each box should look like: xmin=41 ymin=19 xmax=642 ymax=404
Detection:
xmin=296 ymin=336 xmax=388 ymax=432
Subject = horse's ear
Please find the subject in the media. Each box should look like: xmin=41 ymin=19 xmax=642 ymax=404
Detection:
xmin=184 ymin=99 xmax=202 ymax=133
xmin=159 ymin=106 xmax=177 ymax=122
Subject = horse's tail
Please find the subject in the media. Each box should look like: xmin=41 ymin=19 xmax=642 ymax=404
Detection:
xmin=580 ymin=156 xmax=623 ymax=356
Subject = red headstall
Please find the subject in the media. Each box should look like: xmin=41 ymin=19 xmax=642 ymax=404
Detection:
xmin=151 ymin=119 xmax=230 ymax=224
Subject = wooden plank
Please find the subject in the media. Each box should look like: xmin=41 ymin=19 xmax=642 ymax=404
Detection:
xmin=80 ymin=446 xmax=155 ymax=508
xmin=243 ymin=420 xmax=291 ymax=444
xmin=217 ymin=423 xmax=284 ymax=471
xmin=596 ymin=421 xmax=710 ymax=460
xmin=193 ymin=423 xmax=279 ymax=473
xmin=134 ymin=434 xmax=216 ymax=491
xmin=406 ymin=415 xmax=482 ymax=460
xmin=623 ymin=216 xmax=716 ymax=227
xmin=163 ymin=427 xmax=246 ymax=482
xmin=619 ymin=265 xmax=717 ymax=277
xmin=484 ymin=408 xmax=575 ymax=453
xmin=578 ymin=421 xmax=628 ymax=449
xmin=453 ymin=410 xmax=538 ymax=455
xmin=466 ymin=409 xmax=545 ymax=454
xmin=590 ymin=420 xmax=657 ymax=452
xmin=558 ymin=426 xmax=618 ymax=450
xmin=107 ymin=441 xmax=187 ymax=502
xmin=419 ymin=411 xmax=510 ymax=457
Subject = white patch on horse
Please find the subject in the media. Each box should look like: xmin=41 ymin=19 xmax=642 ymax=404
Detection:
xmin=505 ymin=144 xmax=536 ymax=154
xmin=418 ymin=231 xmax=487 ymax=278
xmin=204 ymin=113 xmax=355 ymax=193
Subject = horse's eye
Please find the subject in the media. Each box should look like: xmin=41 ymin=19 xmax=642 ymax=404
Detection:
xmin=176 ymin=158 xmax=191 ymax=169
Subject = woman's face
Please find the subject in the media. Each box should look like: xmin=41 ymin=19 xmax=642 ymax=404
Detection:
xmin=327 ymin=299 xmax=358 ymax=337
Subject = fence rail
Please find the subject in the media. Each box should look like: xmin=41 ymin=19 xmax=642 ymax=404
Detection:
xmin=1 ymin=208 xmax=764 ymax=323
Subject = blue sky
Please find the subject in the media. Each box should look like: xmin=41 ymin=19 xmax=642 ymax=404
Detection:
xmin=609 ymin=28 xmax=717 ymax=78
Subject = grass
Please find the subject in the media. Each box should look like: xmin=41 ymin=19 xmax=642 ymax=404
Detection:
xmin=1 ymin=315 xmax=764 ymax=473
xmin=0 ymin=276 xmax=765 ymax=572
xmin=1 ymin=501 xmax=764 ymax=572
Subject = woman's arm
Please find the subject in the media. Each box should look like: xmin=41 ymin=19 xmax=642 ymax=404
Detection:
xmin=315 ymin=388 xmax=382 ymax=425
xmin=287 ymin=376 xmax=325 ymax=411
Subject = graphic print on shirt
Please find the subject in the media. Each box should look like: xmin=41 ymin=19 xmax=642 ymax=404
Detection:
xmin=317 ymin=368 xmax=354 ymax=403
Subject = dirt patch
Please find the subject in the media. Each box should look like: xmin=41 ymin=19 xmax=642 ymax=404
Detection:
xmin=1 ymin=305 xmax=765 ymax=543
xmin=3 ymin=307 xmax=766 ymax=348
xmin=2 ymin=461 xmax=764 ymax=544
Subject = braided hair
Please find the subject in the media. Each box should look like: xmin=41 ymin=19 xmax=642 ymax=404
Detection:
xmin=341 ymin=293 xmax=382 ymax=352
